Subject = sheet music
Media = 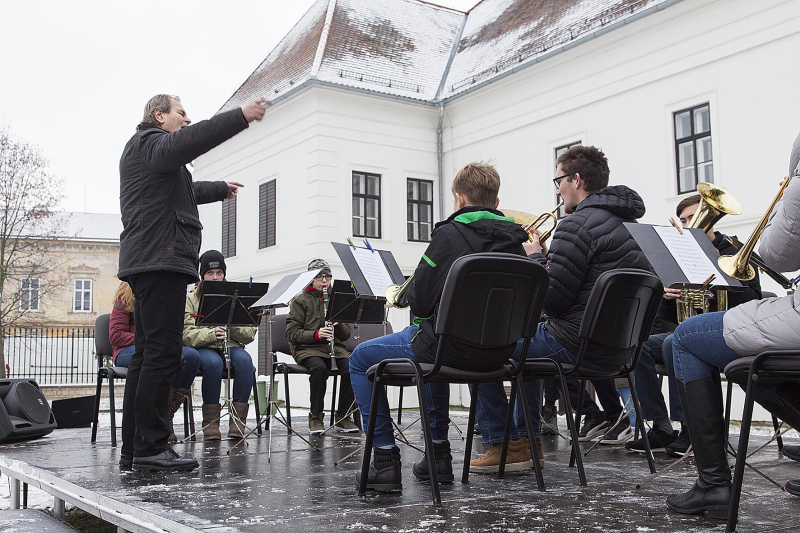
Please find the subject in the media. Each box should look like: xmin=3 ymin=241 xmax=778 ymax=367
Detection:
xmin=250 ymin=270 xmax=321 ymax=308
xmin=654 ymin=226 xmax=730 ymax=285
xmin=352 ymin=247 xmax=395 ymax=296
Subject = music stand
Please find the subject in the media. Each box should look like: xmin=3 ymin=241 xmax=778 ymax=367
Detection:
xmin=185 ymin=280 xmax=267 ymax=451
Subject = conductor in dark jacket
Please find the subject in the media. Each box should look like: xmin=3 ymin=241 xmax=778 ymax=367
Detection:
xmin=118 ymin=94 xmax=267 ymax=471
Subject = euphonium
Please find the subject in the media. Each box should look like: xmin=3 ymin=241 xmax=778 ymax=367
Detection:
xmin=686 ymin=183 xmax=742 ymax=232
xmin=718 ymin=176 xmax=792 ymax=280
xmin=385 ymin=274 xmax=414 ymax=309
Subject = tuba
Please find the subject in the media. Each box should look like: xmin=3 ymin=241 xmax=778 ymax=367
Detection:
xmin=385 ymin=274 xmax=414 ymax=309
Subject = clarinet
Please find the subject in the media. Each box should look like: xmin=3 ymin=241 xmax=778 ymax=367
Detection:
xmin=321 ymin=287 xmax=338 ymax=371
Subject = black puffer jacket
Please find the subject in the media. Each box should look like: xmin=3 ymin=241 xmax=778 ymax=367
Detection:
xmin=407 ymin=206 xmax=529 ymax=370
xmin=118 ymin=109 xmax=249 ymax=281
xmin=530 ymin=185 xmax=650 ymax=358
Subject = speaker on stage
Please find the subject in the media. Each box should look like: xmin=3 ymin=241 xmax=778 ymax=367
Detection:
xmin=0 ymin=379 xmax=57 ymax=444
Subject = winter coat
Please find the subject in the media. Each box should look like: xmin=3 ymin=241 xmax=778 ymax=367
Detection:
xmin=407 ymin=206 xmax=529 ymax=370
xmin=183 ymin=289 xmax=256 ymax=350
xmin=530 ymin=185 xmax=651 ymax=359
xmin=723 ymin=162 xmax=800 ymax=354
xmin=109 ymin=300 xmax=135 ymax=363
xmin=286 ymin=287 xmax=351 ymax=364
xmin=118 ymin=109 xmax=249 ymax=281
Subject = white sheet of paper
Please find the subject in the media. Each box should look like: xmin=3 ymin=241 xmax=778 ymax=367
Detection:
xmin=654 ymin=226 xmax=730 ymax=285
xmin=280 ymin=270 xmax=321 ymax=304
xmin=352 ymin=247 xmax=395 ymax=296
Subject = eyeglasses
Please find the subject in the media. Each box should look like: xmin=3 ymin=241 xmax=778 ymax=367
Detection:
xmin=553 ymin=173 xmax=575 ymax=190
xmin=315 ymin=274 xmax=331 ymax=281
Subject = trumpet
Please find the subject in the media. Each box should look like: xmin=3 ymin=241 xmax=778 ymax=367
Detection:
xmin=385 ymin=274 xmax=414 ymax=309
xmin=503 ymin=200 xmax=563 ymax=243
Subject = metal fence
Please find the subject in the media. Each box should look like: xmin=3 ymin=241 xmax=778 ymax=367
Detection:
xmin=3 ymin=326 xmax=97 ymax=385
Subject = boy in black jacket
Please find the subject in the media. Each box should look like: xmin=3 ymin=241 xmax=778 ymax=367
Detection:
xmin=350 ymin=162 xmax=529 ymax=492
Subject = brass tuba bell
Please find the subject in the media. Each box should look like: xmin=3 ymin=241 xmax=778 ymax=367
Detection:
xmin=385 ymin=274 xmax=414 ymax=309
xmin=686 ymin=183 xmax=742 ymax=231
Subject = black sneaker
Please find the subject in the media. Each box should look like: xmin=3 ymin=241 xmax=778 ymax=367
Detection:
xmin=119 ymin=453 xmax=133 ymax=470
xmin=132 ymin=448 xmax=199 ymax=472
xmin=412 ymin=441 xmax=454 ymax=483
xmin=356 ymin=446 xmax=402 ymax=492
xmin=541 ymin=404 xmax=559 ymax=436
xmin=665 ymin=428 xmax=691 ymax=457
xmin=625 ymin=427 xmax=678 ymax=453
xmin=782 ymin=445 xmax=800 ymax=463
xmin=599 ymin=420 xmax=634 ymax=445
xmin=577 ymin=411 xmax=607 ymax=441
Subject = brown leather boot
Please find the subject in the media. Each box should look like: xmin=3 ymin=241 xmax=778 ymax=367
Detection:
xmin=202 ymin=403 xmax=222 ymax=441
xmin=166 ymin=387 xmax=190 ymax=443
xmin=228 ymin=402 xmax=249 ymax=439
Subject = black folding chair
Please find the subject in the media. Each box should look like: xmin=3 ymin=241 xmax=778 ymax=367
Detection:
xmin=508 ymin=269 xmax=663 ymax=487
xmin=723 ymin=350 xmax=800 ymax=533
xmin=358 ymin=252 xmax=549 ymax=505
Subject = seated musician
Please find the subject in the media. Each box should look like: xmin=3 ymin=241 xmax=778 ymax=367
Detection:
xmin=349 ymin=162 xmax=529 ymax=493
xmin=183 ymin=250 xmax=256 ymax=440
xmin=667 ymin=134 xmax=800 ymax=518
xmin=471 ymin=145 xmax=652 ymax=472
xmin=626 ymin=194 xmax=761 ymax=457
xmin=285 ymin=259 xmax=359 ymax=435
xmin=109 ymin=281 xmax=200 ymax=443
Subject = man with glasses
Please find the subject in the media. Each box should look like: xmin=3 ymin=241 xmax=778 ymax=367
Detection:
xmin=471 ymin=144 xmax=652 ymax=472
xmin=286 ymin=259 xmax=359 ymax=434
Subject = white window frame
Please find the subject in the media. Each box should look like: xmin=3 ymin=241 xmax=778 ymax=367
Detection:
xmin=73 ymin=278 xmax=93 ymax=313
xmin=20 ymin=278 xmax=41 ymax=312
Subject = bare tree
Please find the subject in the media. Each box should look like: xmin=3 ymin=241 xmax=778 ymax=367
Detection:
xmin=0 ymin=127 xmax=66 ymax=377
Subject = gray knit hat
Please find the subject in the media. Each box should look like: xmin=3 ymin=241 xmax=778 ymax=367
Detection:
xmin=307 ymin=258 xmax=332 ymax=276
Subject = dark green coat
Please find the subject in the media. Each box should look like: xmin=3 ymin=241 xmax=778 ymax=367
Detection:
xmin=286 ymin=288 xmax=351 ymax=364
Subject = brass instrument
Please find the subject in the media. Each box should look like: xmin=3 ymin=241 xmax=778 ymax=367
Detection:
xmin=686 ymin=183 xmax=742 ymax=232
xmin=718 ymin=176 xmax=792 ymax=280
xmin=502 ymin=200 xmax=563 ymax=243
xmin=385 ymin=274 xmax=414 ymax=309
xmin=677 ymin=274 xmax=722 ymax=324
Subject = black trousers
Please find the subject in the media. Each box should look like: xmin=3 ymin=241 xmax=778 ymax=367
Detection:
xmin=543 ymin=378 xmax=560 ymax=405
xmin=303 ymin=356 xmax=355 ymax=416
xmin=121 ymin=271 xmax=193 ymax=457
xmin=566 ymin=377 xmax=623 ymax=422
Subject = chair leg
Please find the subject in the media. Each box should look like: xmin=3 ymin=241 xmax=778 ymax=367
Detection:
xmin=252 ymin=371 xmax=262 ymax=436
xmin=283 ymin=367 xmax=292 ymax=434
xmin=397 ymin=387 xmax=404 ymax=425
xmin=330 ymin=375 xmax=339 ymax=427
xmin=725 ymin=379 xmax=733 ymax=447
xmin=265 ymin=372 xmax=273 ymax=431
xmin=359 ymin=379 xmax=383 ymax=496
xmin=187 ymin=393 xmax=196 ymax=441
xmin=518 ymin=376 xmax=545 ymax=491
xmin=570 ymin=381 xmax=587 ymax=468
xmin=108 ymin=375 xmax=117 ymax=448
xmin=91 ymin=372 xmax=103 ymax=444
xmin=415 ymin=377 xmax=440 ymax=506
xmin=627 ymin=374 xmax=656 ymax=474
xmin=559 ymin=373 xmax=586 ymax=486
xmin=462 ymin=384 xmax=479 ymax=484
xmin=183 ymin=396 xmax=190 ymax=440
xmin=498 ymin=380 xmax=519 ymax=479
xmin=727 ymin=373 xmax=759 ymax=533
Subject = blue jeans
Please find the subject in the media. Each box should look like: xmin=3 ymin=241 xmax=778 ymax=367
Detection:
xmin=635 ymin=333 xmax=684 ymax=422
xmin=672 ymin=311 xmax=778 ymax=403
xmin=349 ymin=326 xmax=450 ymax=448
xmin=116 ymin=345 xmax=200 ymax=389
xmin=616 ymin=386 xmax=637 ymax=427
xmin=197 ymin=347 xmax=254 ymax=404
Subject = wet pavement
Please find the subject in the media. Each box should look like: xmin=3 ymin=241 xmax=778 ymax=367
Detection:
xmin=0 ymin=412 xmax=798 ymax=532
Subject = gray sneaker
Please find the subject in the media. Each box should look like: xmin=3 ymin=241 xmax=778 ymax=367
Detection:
xmin=578 ymin=411 xmax=607 ymax=441
xmin=335 ymin=413 xmax=360 ymax=433
xmin=308 ymin=413 xmax=325 ymax=435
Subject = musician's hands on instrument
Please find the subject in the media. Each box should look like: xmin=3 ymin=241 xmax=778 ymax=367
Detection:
xmin=318 ymin=325 xmax=334 ymax=340
xmin=214 ymin=326 xmax=227 ymax=340
xmin=523 ymin=230 xmax=545 ymax=255
xmin=663 ymin=288 xmax=682 ymax=301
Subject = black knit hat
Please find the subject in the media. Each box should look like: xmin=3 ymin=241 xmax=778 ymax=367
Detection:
xmin=199 ymin=250 xmax=227 ymax=278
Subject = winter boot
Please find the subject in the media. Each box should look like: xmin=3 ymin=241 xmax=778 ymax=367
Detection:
xmin=166 ymin=387 xmax=190 ymax=443
xmin=666 ymin=375 xmax=731 ymax=520
xmin=356 ymin=446 xmax=402 ymax=492
xmin=228 ymin=402 xmax=249 ymax=439
xmin=202 ymin=403 xmax=222 ymax=441
xmin=412 ymin=441 xmax=454 ymax=483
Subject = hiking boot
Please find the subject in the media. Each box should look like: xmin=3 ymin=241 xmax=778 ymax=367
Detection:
xmin=166 ymin=387 xmax=190 ymax=443
xmin=782 ymin=445 xmax=800 ymax=462
xmin=626 ymin=427 xmax=677 ymax=453
xmin=577 ymin=411 xmax=607 ymax=441
xmin=228 ymin=402 xmax=249 ymax=439
xmin=356 ymin=446 xmax=402 ymax=492
xmin=665 ymin=428 xmax=691 ymax=457
xmin=334 ymin=412 xmax=360 ymax=433
xmin=412 ymin=441 xmax=454 ymax=483
xmin=202 ymin=403 xmax=222 ymax=441
xmin=309 ymin=413 xmax=325 ymax=435
xmin=600 ymin=421 xmax=634 ymax=444
xmin=469 ymin=437 xmax=538 ymax=473
xmin=541 ymin=404 xmax=559 ymax=436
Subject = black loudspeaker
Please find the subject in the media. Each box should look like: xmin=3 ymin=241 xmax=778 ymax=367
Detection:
xmin=0 ymin=379 xmax=57 ymax=444
xmin=51 ymin=395 xmax=95 ymax=429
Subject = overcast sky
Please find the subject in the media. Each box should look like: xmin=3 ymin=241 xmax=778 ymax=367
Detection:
xmin=0 ymin=0 xmax=478 ymax=214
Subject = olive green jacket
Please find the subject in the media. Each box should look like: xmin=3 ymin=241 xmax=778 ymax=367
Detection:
xmin=286 ymin=288 xmax=350 ymax=363
xmin=183 ymin=289 xmax=256 ymax=350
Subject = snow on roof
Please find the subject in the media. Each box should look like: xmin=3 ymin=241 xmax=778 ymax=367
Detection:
xmin=49 ymin=212 xmax=123 ymax=243
xmin=218 ymin=0 xmax=674 ymax=110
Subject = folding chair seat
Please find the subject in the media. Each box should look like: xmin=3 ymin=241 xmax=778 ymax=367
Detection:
xmin=723 ymin=351 xmax=800 ymax=532
xmin=358 ymin=252 xmax=549 ymax=505
xmin=508 ymin=269 xmax=663 ymax=487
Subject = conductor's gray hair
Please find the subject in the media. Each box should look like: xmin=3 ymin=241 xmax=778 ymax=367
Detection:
xmin=141 ymin=94 xmax=180 ymax=126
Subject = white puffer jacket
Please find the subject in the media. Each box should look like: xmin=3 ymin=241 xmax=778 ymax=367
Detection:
xmin=723 ymin=137 xmax=800 ymax=355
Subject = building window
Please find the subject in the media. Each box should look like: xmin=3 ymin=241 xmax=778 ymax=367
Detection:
xmin=221 ymin=195 xmax=237 ymax=258
xmin=352 ymin=171 xmax=381 ymax=238
xmin=674 ymin=103 xmax=713 ymax=194
xmin=407 ymin=178 xmax=433 ymax=242
xmin=259 ymin=180 xmax=276 ymax=249
xmin=73 ymin=279 xmax=92 ymax=312
xmin=554 ymin=141 xmax=581 ymax=219
xmin=20 ymin=278 xmax=40 ymax=311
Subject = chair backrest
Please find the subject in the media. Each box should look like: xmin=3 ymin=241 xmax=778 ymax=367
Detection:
xmin=578 ymin=269 xmax=663 ymax=366
xmin=344 ymin=322 xmax=394 ymax=352
xmin=435 ymin=253 xmax=548 ymax=348
xmin=95 ymin=313 xmax=112 ymax=360
xmin=268 ymin=313 xmax=292 ymax=355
